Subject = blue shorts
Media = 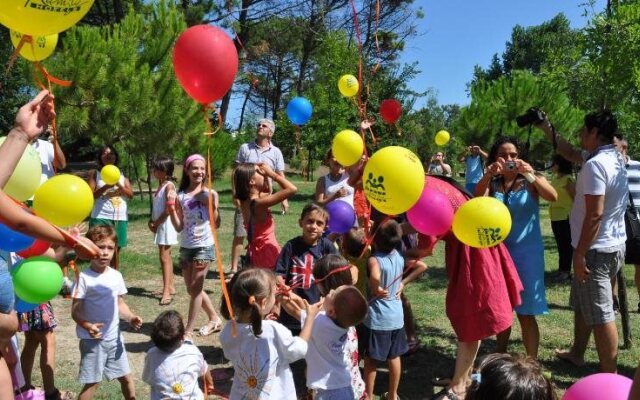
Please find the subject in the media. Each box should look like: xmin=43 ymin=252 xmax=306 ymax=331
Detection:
xmin=179 ymin=246 xmax=216 ymax=264
xmin=78 ymin=335 xmax=131 ymax=384
xmin=361 ymin=326 xmax=408 ymax=361
xmin=314 ymin=386 xmax=355 ymax=400
xmin=0 ymin=264 xmax=14 ymax=313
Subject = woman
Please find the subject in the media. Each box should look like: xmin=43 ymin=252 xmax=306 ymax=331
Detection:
xmin=549 ymin=154 xmax=575 ymax=283
xmin=88 ymin=145 xmax=133 ymax=269
xmin=475 ymin=136 xmax=557 ymax=359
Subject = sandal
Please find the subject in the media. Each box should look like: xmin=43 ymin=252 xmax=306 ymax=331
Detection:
xmin=431 ymin=377 xmax=452 ymax=387
xmin=431 ymin=388 xmax=463 ymax=400
xmin=198 ymin=318 xmax=222 ymax=336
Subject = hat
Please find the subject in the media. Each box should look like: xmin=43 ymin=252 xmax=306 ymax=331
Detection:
xmin=258 ymin=118 xmax=275 ymax=134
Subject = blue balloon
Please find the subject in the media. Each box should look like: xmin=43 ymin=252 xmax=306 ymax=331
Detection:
xmin=326 ymin=200 xmax=356 ymax=234
xmin=286 ymin=97 xmax=313 ymax=125
xmin=15 ymin=297 xmax=38 ymax=313
xmin=0 ymin=222 xmax=34 ymax=252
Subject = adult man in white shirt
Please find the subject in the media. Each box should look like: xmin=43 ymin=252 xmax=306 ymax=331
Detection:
xmin=537 ymin=110 xmax=627 ymax=373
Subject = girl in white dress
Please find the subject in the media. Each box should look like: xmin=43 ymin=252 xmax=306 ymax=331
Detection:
xmin=148 ymin=157 xmax=178 ymax=306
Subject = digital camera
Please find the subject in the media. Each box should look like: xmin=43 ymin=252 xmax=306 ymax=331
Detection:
xmin=505 ymin=161 xmax=517 ymax=171
xmin=516 ymin=107 xmax=546 ymax=127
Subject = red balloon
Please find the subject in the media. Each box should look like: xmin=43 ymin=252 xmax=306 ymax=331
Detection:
xmin=380 ymin=99 xmax=402 ymax=124
xmin=173 ymin=25 xmax=239 ymax=104
xmin=16 ymin=239 xmax=51 ymax=258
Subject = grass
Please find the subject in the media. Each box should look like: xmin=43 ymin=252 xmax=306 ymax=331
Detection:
xmin=35 ymin=174 xmax=640 ymax=399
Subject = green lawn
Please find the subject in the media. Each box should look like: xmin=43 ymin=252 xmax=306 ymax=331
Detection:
xmin=40 ymin=174 xmax=640 ymax=399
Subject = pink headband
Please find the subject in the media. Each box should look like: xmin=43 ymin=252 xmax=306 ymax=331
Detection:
xmin=184 ymin=154 xmax=205 ymax=168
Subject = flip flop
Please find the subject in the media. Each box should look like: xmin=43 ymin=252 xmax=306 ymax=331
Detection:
xmin=198 ymin=319 xmax=223 ymax=336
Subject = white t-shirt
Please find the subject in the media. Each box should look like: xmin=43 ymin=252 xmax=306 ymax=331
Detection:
xmin=301 ymin=311 xmax=351 ymax=391
xmin=177 ymin=191 xmax=215 ymax=248
xmin=323 ymin=172 xmax=354 ymax=208
xmin=32 ymin=139 xmax=54 ymax=184
xmin=220 ymin=320 xmax=307 ymax=400
xmin=72 ymin=267 xmax=127 ymax=340
xmin=142 ymin=343 xmax=207 ymax=400
xmin=571 ymin=146 xmax=627 ymax=250
xmin=91 ymin=170 xmax=129 ymax=221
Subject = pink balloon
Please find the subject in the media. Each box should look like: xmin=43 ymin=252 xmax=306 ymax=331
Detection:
xmin=407 ymin=185 xmax=454 ymax=236
xmin=173 ymin=25 xmax=239 ymax=104
xmin=563 ymin=373 xmax=632 ymax=400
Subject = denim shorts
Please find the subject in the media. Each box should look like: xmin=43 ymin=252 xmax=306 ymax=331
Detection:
xmin=179 ymin=246 xmax=216 ymax=264
xmin=0 ymin=259 xmax=14 ymax=313
xmin=79 ymin=335 xmax=131 ymax=383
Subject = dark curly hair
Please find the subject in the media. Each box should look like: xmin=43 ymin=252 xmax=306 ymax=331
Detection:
xmin=487 ymin=136 xmax=528 ymax=164
xmin=150 ymin=310 xmax=185 ymax=352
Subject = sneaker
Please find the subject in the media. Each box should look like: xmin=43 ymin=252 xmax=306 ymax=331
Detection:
xmin=551 ymin=271 xmax=571 ymax=283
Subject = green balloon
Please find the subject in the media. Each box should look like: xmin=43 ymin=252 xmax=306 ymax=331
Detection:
xmin=11 ymin=256 xmax=63 ymax=304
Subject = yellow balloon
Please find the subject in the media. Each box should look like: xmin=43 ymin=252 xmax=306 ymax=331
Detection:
xmin=332 ymin=130 xmax=364 ymax=167
xmin=452 ymin=197 xmax=512 ymax=248
xmin=33 ymin=174 xmax=94 ymax=227
xmin=0 ymin=137 xmax=42 ymax=201
xmin=435 ymin=130 xmax=450 ymax=146
xmin=10 ymin=30 xmax=58 ymax=62
xmin=101 ymin=165 xmax=121 ymax=186
xmin=363 ymin=146 xmax=424 ymax=215
xmin=338 ymin=74 xmax=359 ymax=97
xmin=0 ymin=0 xmax=95 ymax=36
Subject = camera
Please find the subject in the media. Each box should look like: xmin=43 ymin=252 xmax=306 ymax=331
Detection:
xmin=516 ymin=107 xmax=546 ymax=127
xmin=505 ymin=161 xmax=517 ymax=171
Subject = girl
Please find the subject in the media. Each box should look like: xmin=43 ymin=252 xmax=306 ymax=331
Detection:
xmin=314 ymin=149 xmax=355 ymax=208
xmin=148 ymin=157 xmax=178 ymax=306
xmin=168 ymin=154 xmax=222 ymax=339
xmin=232 ymin=163 xmax=297 ymax=270
xmin=88 ymin=145 xmax=134 ymax=269
xmin=219 ymin=268 xmax=322 ymax=400
xmin=475 ymin=136 xmax=557 ymax=359
xmin=548 ymin=154 xmax=575 ymax=283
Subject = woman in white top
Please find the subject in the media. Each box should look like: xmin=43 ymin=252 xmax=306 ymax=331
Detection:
xmin=148 ymin=157 xmax=178 ymax=306
xmin=314 ymin=149 xmax=355 ymax=208
xmin=88 ymin=145 xmax=133 ymax=269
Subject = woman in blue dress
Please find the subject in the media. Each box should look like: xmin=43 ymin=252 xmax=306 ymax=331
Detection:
xmin=475 ymin=136 xmax=557 ymax=358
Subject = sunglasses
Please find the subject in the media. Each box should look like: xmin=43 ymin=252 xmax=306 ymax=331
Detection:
xmin=257 ymin=123 xmax=269 ymax=128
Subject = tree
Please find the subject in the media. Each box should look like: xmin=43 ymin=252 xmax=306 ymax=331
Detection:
xmin=0 ymin=27 xmax=30 ymax=134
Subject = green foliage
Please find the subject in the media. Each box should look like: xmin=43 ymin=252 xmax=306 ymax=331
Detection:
xmin=0 ymin=27 xmax=30 ymax=134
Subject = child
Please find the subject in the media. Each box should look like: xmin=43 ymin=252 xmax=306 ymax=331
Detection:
xmin=71 ymin=225 xmax=142 ymax=400
xmin=313 ymin=254 xmax=367 ymax=400
xmin=275 ymin=203 xmax=338 ymax=333
xmin=363 ymin=220 xmax=426 ymax=400
xmin=232 ymin=163 xmax=297 ymax=270
xmin=148 ymin=156 xmax=178 ymax=306
xmin=314 ymin=149 xmax=354 ymax=208
xmin=143 ymin=310 xmax=213 ymax=399
xmin=219 ymin=268 xmax=322 ymax=400
xmin=167 ymin=154 xmax=223 ymax=338
xmin=465 ymin=354 xmax=557 ymax=400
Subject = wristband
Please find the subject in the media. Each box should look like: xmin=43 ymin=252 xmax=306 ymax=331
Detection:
xmin=524 ymin=172 xmax=536 ymax=183
xmin=166 ymin=200 xmax=175 ymax=206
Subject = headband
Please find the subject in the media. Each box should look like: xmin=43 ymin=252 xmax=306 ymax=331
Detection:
xmin=184 ymin=154 xmax=205 ymax=168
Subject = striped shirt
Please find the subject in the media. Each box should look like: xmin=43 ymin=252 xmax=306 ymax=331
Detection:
xmin=628 ymin=159 xmax=640 ymax=211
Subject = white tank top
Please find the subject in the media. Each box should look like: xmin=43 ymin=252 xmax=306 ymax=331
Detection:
xmin=323 ymin=172 xmax=354 ymax=208
xmin=178 ymin=191 xmax=214 ymax=248
xmin=90 ymin=170 xmax=128 ymax=221
xmin=152 ymin=181 xmax=175 ymax=220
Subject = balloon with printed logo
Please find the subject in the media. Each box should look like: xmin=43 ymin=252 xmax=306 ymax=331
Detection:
xmin=0 ymin=0 xmax=95 ymax=36
xmin=332 ymin=130 xmax=363 ymax=167
xmin=17 ymin=239 xmax=51 ymax=258
xmin=173 ymin=25 xmax=239 ymax=104
xmin=326 ymin=201 xmax=356 ymax=234
xmin=380 ymin=99 xmax=402 ymax=124
xmin=338 ymin=74 xmax=359 ymax=97
xmin=407 ymin=183 xmax=454 ymax=236
xmin=0 ymin=222 xmax=35 ymax=252
xmin=452 ymin=197 xmax=511 ymax=248
xmin=363 ymin=146 xmax=424 ymax=215
xmin=10 ymin=30 xmax=58 ymax=62
xmin=33 ymin=174 xmax=94 ymax=227
xmin=0 ymin=137 xmax=42 ymax=201
xmin=101 ymin=165 xmax=121 ymax=185
xmin=435 ymin=130 xmax=450 ymax=146
xmin=562 ymin=373 xmax=631 ymax=400
xmin=11 ymin=256 xmax=63 ymax=304
xmin=286 ymin=97 xmax=313 ymax=125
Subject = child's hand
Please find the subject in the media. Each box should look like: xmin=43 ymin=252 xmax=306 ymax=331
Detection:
xmin=129 ymin=315 xmax=143 ymax=330
xmin=74 ymin=236 xmax=100 ymax=260
xmin=147 ymin=220 xmax=157 ymax=233
xmin=255 ymin=163 xmax=275 ymax=177
xmin=396 ymin=282 xmax=405 ymax=299
xmin=374 ymin=286 xmax=389 ymax=299
xmin=305 ymin=298 xmax=324 ymax=319
xmin=86 ymin=322 xmax=104 ymax=339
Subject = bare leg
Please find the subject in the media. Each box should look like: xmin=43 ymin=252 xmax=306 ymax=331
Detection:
xmin=38 ymin=331 xmax=56 ymax=395
xmin=229 ymin=236 xmax=244 ymax=272
xmin=387 ymin=357 xmax=401 ymax=400
xmin=0 ymin=357 xmax=15 ymax=400
xmin=184 ymin=261 xmax=219 ymax=334
xmin=363 ymin=357 xmax=377 ymax=400
xmin=635 ymin=265 xmax=640 ymax=301
xmin=592 ymin=321 xmax=618 ymax=372
xmin=118 ymin=374 xmax=136 ymax=400
xmin=449 ymin=340 xmax=480 ymax=395
xmin=78 ymin=383 xmax=99 ymax=400
xmin=517 ymin=314 xmax=540 ymax=359
xmin=495 ymin=325 xmax=511 ymax=354
xmin=158 ymin=245 xmax=175 ymax=302
xmin=401 ymin=293 xmax=417 ymax=345
xmin=555 ymin=310 xmax=590 ymax=367
xmin=20 ymin=332 xmax=38 ymax=389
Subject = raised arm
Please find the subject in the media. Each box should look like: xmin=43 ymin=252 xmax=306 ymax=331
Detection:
xmin=535 ymin=119 xmax=584 ymax=165
xmin=254 ymin=163 xmax=297 ymax=209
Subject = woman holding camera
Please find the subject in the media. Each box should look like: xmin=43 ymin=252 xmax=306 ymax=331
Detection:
xmin=475 ymin=136 xmax=557 ymax=359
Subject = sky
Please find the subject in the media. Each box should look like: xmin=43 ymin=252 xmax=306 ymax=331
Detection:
xmin=403 ymin=0 xmax=606 ymax=107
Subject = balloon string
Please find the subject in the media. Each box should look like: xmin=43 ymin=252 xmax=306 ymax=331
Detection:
xmin=372 ymin=0 xmax=381 ymax=74
xmin=294 ymin=125 xmax=301 ymax=150
xmin=367 ymin=258 xmax=420 ymax=305
xmin=202 ymin=107 xmax=235 ymax=337
xmin=4 ymin=35 xmax=29 ymax=76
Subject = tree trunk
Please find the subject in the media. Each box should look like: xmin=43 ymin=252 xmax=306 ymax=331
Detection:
xmin=146 ymin=153 xmax=153 ymax=217
xmin=238 ymin=86 xmax=253 ymax=132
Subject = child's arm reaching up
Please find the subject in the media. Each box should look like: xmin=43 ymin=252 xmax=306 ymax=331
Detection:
xmin=71 ymin=298 xmax=104 ymax=339
xmin=298 ymin=299 xmax=324 ymax=342
xmin=253 ymin=163 xmax=297 ymax=211
xmin=118 ymin=296 xmax=143 ymax=330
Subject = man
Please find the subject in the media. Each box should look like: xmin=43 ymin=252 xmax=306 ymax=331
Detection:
xmin=229 ymin=118 xmax=287 ymax=274
xmin=427 ymin=151 xmax=452 ymax=177
xmin=537 ymin=110 xmax=627 ymax=372
xmin=457 ymin=145 xmax=488 ymax=193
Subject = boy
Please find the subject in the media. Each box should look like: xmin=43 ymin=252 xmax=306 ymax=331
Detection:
xmin=71 ymin=225 xmax=142 ymax=400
